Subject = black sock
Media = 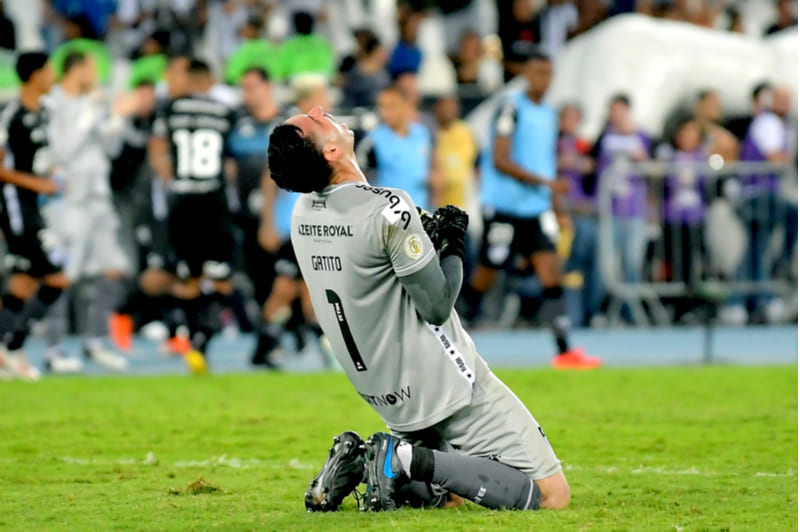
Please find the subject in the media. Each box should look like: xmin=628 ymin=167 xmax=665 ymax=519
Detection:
xmin=163 ymin=296 xmax=187 ymax=337
xmin=409 ymin=446 xmax=435 ymax=483
xmin=229 ymin=289 xmax=253 ymax=332
xmin=7 ymin=286 xmax=63 ymax=350
xmin=252 ymin=321 xmax=282 ymax=365
xmin=0 ymin=293 xmax=26 ymax=345
xmin=540 ymin=286 xmax=570 ymax=355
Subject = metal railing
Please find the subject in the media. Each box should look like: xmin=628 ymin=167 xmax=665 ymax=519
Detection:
xmin=597 ymin=159 xmax=797 ymax=328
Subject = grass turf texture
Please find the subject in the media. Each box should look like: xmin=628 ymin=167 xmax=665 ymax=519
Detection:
xmin=0 ymin=366 xmax=796 ymax=531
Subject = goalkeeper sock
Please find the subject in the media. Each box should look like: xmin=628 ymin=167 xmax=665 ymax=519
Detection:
xmin=402 ymin=444 xmax=542 ymax=510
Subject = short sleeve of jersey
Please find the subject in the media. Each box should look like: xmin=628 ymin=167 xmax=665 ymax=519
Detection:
xmin=377 ymin=190 xmax=437 ymax=277
xmin=0 ymin=104 xmax=14 ymax=149
xmin=494 ymin=98 xmax=518 ymax=137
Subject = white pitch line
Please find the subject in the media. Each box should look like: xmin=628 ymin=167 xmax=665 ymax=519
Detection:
xmin=564 ymin=463 xmax=796 ymax=478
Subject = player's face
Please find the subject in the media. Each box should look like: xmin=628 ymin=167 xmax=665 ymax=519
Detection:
xmin=698 ymin=93 xmax=721 ymax=122
xmin=525 ymin=59 xmax=552 ymax=96
xmin=675 ymin=121 xmax=701 ymax=151
xmin=378 ymin=91 xmax=406 ymax=129
xmin=240 ymin=73 xmax=270 ymax=110
xmin=560 ymin=106 xmax=580 ymax=134
xmin=286 ymin=105 xmax=355 ymax=160
xmin=82 ymin=57 xmax=97 ymax=90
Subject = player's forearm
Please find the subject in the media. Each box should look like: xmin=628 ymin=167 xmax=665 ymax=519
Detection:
xmin=148 ymin=138 xmax=172 ymax=182
xmin=399 ymin=255 xmax=463 ymax=326
xmin=0 ymin=167 xmax=52 ymax=194
xmin=494 ymin=156 xmax=548 ymax=186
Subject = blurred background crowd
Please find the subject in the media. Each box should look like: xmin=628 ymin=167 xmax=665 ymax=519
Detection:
xmin=0 ymin=0 xmax=796 ymax=369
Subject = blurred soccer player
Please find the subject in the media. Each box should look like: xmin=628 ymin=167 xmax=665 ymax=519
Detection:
xmin=46 ymin=51 xmax=135 ymax=371
xmin=358 ymin=85 xmax=442 ymax=211
xmin=149 ymin=59 xmax=237 ymax=373
xmin=110 ymin=53 xmax=191 ymax=355
xmin=267 ymin=106 xmax=571 ymax=512
xmin=0 ymin=52 xmax=78 ymax=378
xmin=458 ymin=48 xmax=600 ymax=370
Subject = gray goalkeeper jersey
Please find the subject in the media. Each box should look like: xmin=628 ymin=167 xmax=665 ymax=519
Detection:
xmin=292 ymin=182 xmax=488 ymax=431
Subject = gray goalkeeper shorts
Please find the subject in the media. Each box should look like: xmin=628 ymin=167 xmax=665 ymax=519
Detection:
xmin=391 ymin=366 xmax=562 ymax=481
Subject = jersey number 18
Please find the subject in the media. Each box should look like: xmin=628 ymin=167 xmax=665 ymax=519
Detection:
xmin=172 ymin=129 xmax=223 ymax=179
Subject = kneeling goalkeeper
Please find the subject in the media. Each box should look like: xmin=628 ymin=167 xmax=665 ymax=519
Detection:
xmin=267 ymin=106 xmax=570 ymax=512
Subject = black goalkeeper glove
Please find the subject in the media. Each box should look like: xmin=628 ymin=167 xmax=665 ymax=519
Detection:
xmin=417 ymin=207 xmax=439 ymax=245
xmin=433 ymin=205 xmax=469 ymax=261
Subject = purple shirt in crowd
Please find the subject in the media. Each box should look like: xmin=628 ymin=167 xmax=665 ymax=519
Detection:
xmin=557 ymin=133 xmax=595 ymax=207
xmin=741 ymin=111 xmax=788 ymax=194
xmin=594 ymin=128 xmax=651 ymax=217
xmin=664 ymin=149 xmax=706 ymax=225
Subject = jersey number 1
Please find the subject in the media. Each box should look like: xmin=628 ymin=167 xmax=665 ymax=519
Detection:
xmin=325 ymin=289 xmax=367 ymax=372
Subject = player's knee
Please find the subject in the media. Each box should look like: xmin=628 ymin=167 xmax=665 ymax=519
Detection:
xmin=539 ymin=476 xmax=571 ymax=510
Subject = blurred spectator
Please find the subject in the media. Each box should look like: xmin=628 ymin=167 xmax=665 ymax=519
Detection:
xmin=765 ymin=0 xmax=797 ymax=35
xmin=340 ymin=29 xmax=389 ymax=109
xmin=498 ymin=0 xmax=540 ymax=81
xmin=593 ymin=94 xmax=651 ymax=286
xmin=693 ymin=89 xmax=739 ymax=162
xmin=439 ymin=0 xmax=486 ymax=54
xmin=51 ymin=0 xmax=117 ymax=39
xmin=394 ymin=71 xmax=437 ymax=133
xmin=738 ymin=85 xmax=794 ymax=315
xmin=289 ymin=73 xmax=331 ymax=114
xmin=225 ymin=16 xmax=279 ymax=84
xmin=277 ymin=11 xmax=334 ymax=82
xmin=433 ymin=94 xmax=477 ymax=209
xmin=51 ymin=16 xmax=113 ymax=83
xmin=662 ymin=118 xmax=707 ymax=287
xmin=128 ymin=30 xmax=170 ymax=88
xmin=204 ymin=0 xmax=249 ymax=68
xmin=358 ymin=85 xmax=441 ymax=210
xmin=388 ymin=9 xmax=425 ymax=77
xmin=538 ymin=0 xmax=579 ymax=57
xmin=572 ymin=0 xmax=609 ymax=36
xmin=449 ymin=29 xmax=482 ymax=87
xmin=0 ymin=0 xmax=16 ymax=51
xmin=558 ymin=103 xmax=602 ymax=327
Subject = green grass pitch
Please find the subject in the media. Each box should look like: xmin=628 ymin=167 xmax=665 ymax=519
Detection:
xmin=0 ymin=366 xmax=796 ymax=531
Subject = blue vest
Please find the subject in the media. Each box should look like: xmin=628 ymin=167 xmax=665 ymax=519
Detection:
xmin=370 ymin=122 xmax=432 ymax=210
xmin=480 ymin=92 xmax=558 ymax=217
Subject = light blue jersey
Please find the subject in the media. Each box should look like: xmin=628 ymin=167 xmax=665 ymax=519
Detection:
xmin=367 ymin=122 xmax=432 ymax=210
xmin=480 ymin=91 xmax=558 ymax=217
xmin=274 ymin=190 xmax=300 ymax=240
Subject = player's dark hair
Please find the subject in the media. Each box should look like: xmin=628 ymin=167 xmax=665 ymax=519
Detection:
xmin=268 ymin=124 xmax=333 ymax=193
xmin=382 ymin=83 xmax=409 ymax=101
xmin=294 ymin=11 xmax=315 ymax=35
xmin=610 ymin=93 xmax=631 ymax=108
xmin=133 ymin=78 xmax=156 ymax=89
xmin=243 ymin=67 xmax=270 ymax=82
xmin=696 ymin=88 xmax=714 ymax=102
xmin=62 ymin=51 xmax=88 ymax=75
xmin=15 ymin=52 xmax=49 ymax=83
xmin=188 ymin=58 xmax=212 ymax=77
xmin=752 ymin=81 xmax=772 ymax=102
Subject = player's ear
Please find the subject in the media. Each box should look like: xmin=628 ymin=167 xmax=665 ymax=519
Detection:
xmin=322 ymin=142 xmax=341 ymax=163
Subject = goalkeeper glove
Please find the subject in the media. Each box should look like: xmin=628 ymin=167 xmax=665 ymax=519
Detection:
xmin=433 ymin=205 xmax=469 ymax=261
xmin=416 ymin=207 xmax=439 ymax=245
